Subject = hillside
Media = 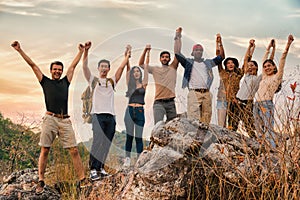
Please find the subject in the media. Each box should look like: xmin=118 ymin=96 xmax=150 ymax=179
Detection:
xmin=0 ymin=113 xmax=40 ymax=179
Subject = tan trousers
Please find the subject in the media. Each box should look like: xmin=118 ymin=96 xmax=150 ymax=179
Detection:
xmin=187 ymin=91 xmax=212 ymax=124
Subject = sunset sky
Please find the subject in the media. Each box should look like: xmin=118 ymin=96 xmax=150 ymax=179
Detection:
xmin=0 ymin=0 xmax=299 ymax=141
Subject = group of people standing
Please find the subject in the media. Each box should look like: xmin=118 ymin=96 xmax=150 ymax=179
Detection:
xmin=11 ymin=27 xmax=294 ymax=194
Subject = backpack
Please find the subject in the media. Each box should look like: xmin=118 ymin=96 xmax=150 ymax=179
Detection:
xmin=81 ymin=77 xmax=115 ymax=123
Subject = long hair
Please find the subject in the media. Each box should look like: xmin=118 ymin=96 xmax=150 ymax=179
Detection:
xmin=249 ymin=60 xmax=258 ymax=74
xmin=126 ymin=66 xmax=143 ymax=97
xmin=262 ymin=59 xmax=281 ymax=93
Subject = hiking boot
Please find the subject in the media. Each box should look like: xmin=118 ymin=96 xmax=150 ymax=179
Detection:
xmin=99 ymin=168 xmax=109 ymax=177
xmin=35 ymin=180 xmax=45 ymax=194
xmin=123 ymin=157 xmax=131 ymax=168
xmin=90 ymin=169 xmax=100 ymax=181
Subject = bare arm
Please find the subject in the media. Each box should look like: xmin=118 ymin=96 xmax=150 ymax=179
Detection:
xmin=216 ymin=34 xmax=225 ymax=73
xmin=82 ymin=41 xmax=92 ymax=82
xmin=243 ymin=39 xmax=255 ymax=72
xmin=169 ymin=27 xmax=181 ymax=70
xmin=174 ymin=27 xmax=182 ymax=54
xmin=269 ymin=39 xmax=276 ymax=60
xmin=125 ymin=45 xmax=132 ymax=85
xmin=66 ymin=43 xmax=85 ymax=82
xmin=142 ymin=47 xmax=150 ymax=88
xmin=277 ymin=34 xmax=294 ymax=78
xmin=11 ymin=41 xmax=43 ymax=82
xmin=115 ymin=45 xmax=131 ymax=83
xmin=138 ymin=45 xmax=151 ymax=69
xmin=262 ymin=39 xmax=275 ymax=62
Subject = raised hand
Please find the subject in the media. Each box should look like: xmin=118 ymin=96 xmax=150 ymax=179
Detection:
xmin=125 ymin=44 xmax=132 ymax=58
xmin=175 ymin=27 xmax=182 ymax=39
xmin=176 ymin=27 xmax=182 ymax=33
xmin=78 ymin=43 xmax=85 ymax=52
xmin=11 ymin=41 xmax=21 ymax=51
xmin=288 ymin=34 xmax=294 ymax=44
xmin=216 ymin=33 xmax=222 ymax=43
xmin=84 ymin=41 xmax=92 ymax=51
xmin=249 ymin=39 xmax=255 ymax=47
xmin=145 ymin=44 xmax=151 ymax=52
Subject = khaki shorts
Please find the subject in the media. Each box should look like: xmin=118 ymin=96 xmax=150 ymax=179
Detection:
xmin=39 ymin=114 xmax=77 ymax=148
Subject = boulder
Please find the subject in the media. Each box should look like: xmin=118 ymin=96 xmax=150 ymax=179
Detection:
xmin=84 ymin=117 xmax=298 ymax=199
xmin=0 ymin=168 xmax=60 ymax=200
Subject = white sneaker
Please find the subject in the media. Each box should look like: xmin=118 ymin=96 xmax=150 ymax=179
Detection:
xmin=123 ymin=157 xmax=131 ymax=168
xmin=100 ymin=168 xmax=109 ymax=177
xmin=90 ymin=169 xmax=100 ymax=181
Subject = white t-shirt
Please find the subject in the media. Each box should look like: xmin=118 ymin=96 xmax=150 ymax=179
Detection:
xmin=90 ymin=75 xmax=116 ymax=115
xmin=236 ymin=74 xmax=261 ymax=100
xmin=188 ymin=61 xmax=208 ymax=89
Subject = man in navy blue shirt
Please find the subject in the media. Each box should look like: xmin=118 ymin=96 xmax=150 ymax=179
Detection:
xmin=11 ymin=41 xmax=88 ymax=194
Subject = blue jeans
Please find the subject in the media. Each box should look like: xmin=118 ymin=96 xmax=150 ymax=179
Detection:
xmin=124 ymin=106 xmax=145 ymax=157
xmin=89 ymin=113 xmax=116 ymax=171
xmin=153 ymin=99 xmax=177 ymax=124
xmin=253 ymin=100 xmax=276 ymax=148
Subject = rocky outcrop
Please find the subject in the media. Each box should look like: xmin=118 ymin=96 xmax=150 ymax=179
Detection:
xmin=1 ymin=117 xmax=299 ymax=199
xmin=84 ymin=117 xmax=299 ymax=199
xmin=0 ymin=168 xmax=60 ymax=200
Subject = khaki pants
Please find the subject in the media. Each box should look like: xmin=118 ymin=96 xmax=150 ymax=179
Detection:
xmin=187 ymin=91 xmax=212 ymax=124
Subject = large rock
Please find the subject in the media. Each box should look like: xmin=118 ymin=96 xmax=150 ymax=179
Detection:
xmin=84 ymin=117 xmax=299 ymax=199
xmin=0 ymin=168 xmax=60 ymax=200
xmin=2 ymin=118 xmax=298 ymax=199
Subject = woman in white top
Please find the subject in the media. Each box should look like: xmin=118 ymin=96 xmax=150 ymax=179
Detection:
xmin=236 ymin=39 xmax=260 ymax=137
xmin=253 ymin=35 xmax=294 ymax=148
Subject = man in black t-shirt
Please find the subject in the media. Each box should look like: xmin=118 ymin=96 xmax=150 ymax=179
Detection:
xmin=11 ymin=41 xmax=89 ymax=194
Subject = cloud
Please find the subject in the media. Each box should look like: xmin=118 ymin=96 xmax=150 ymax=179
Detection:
xmin=70 ymin=0 xmax=166 ymax=9
xmin=285 ymin=9 xmax=300 ymax=18
xmin=0 ymin=1 xmax=35 ymax=7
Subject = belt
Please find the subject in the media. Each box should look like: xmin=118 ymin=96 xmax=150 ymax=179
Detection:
xmin=155 ymin=97 xmax=175 ymax=103
xmin=46 ymin=111 xmax=70 ymax=119
xmin=189 ymin=88 xmax=209 ymax=93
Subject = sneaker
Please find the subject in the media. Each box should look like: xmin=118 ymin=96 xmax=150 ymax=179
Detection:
xmin=99 ymin=168 xmax=109 ymax=177
xmin=35 ymin=180 xmax=45 ymax=194
xmin=90 ymin=169 xmax=100 ymax=181
xmin=123 ymin=157 xmax=131 ymax=168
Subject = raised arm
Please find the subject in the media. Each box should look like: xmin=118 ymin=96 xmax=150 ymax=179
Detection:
xmin=142 ymin=45 xmax=150 ymax=88
xmin=262 ymin=39 xmax=275 ymax=62
xmin=115 ymin=45 xmax=131 ymax=83
xmin=277 ymin=34 xmax=294 ymax=78
xmin=82 ymin=41 xmax=92 ymax=82
xmin=169 ymin=27 xmax=181 ymax=69
xmin=66 ymin=43 xmax=85 ymax=82
xmin=11 ymin=41 xmax=43 ymax=82
xmin=125 ymin=45 xmax=132 ymax=85
xmin=243 ymin=39 xmax=255 ymax=72
xmin=216 ymin=34 xmax=225 ymax=73
xmin=174 ymin=27 xmax=182 ymax=54
xmin=138 ymin=45 xmax=151 ymax=69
